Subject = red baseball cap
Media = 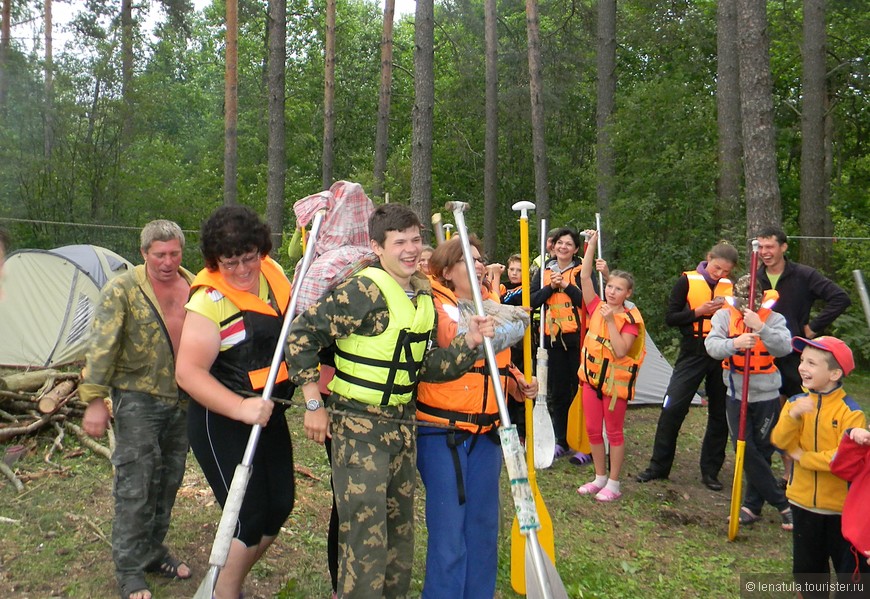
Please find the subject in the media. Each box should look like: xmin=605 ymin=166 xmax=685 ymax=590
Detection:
xmin=792 ymin=336 xmax=855 ymax=376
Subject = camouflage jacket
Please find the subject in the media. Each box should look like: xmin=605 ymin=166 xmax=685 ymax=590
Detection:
xmin=286 ymin=263 xmax=480 ymax=445
xmin=80 ymin=264 xmax=194 ymax=405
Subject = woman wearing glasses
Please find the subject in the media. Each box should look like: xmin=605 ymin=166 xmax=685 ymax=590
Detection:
xmin=176 ymin=205 xmax=295 ymax=599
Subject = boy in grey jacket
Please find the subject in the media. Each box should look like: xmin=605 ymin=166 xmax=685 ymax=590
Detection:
xmin=706 ymin=274 xmax=793 ymax=529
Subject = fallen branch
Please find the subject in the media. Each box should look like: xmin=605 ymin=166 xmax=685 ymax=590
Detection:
xmin=0 ymin=412 xmax=65 ymax=442
xmin=64 ymin=422 xmax=111 ymax=460
xmin=66 ymin=513 xmax=112 ymax=548
xmin=38 ymin=380 xmax=77 ymax=414
xmin=0 ymin=460 xmax=25 ymax=492
xmin=45 ymin=421 xmax=65 ymax=465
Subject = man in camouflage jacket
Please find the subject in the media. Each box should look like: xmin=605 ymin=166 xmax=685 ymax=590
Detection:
xmin=80 ymin=220 xmax=193 ymax=599
xmin=286 ymin=204 xmax=492 ymax=599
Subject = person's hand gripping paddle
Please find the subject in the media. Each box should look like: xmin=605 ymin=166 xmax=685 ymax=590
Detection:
xmin=447 ymin=201 xmax=566 ymax=599
xmin=728 ymin=240 xmax=760 ymax=541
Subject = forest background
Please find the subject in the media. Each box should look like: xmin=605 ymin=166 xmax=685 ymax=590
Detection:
xmin=0 ymin=0 xmax=867 ymax=362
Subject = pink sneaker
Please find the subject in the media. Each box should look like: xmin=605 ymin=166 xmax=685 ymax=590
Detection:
xmin=577 ymin=482 xmax=604 ymax=496
xmin=595 ymin=487 xmax=622 ymax=502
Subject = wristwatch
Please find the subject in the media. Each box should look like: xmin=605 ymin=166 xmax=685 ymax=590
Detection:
xmin=305 ymin=397 xmax=324 ymax=411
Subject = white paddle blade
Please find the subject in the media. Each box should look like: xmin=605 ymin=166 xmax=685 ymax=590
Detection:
xmin=533 ymin=400 xmax=556 ymax=470
xmin=525 ymin=541 xmax=569 ymax=599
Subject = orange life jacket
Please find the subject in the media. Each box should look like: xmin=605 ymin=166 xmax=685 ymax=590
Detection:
xmin=416 ymin=280 xmax=513 ymax=434
xmin=722 ymin=290 xmax=779 ymax=375
xmin=543 ymin=264 xmax=583 ymax=337
xmin=190 ymin=256 xmax=292 ymax=391
xmin=685 ymin=270 xmax=733 ymax=338
xmin=578 ymin=300 xmax=646 ymax=410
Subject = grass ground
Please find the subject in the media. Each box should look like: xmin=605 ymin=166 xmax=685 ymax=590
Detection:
xmin=1 ymin=371 xmax=867 ymax=598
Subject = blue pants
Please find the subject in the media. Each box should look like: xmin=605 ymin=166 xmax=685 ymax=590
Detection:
xmin=417 ymin=428 xmax=502 ymax=599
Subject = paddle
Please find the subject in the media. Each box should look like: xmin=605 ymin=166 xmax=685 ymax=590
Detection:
xmin=566 ymin=230 xmax=591 ymax=454
xmin=192 ymin=210 xmax=327 ymax=599
xmin=447 ymin=201 xmax=567 ymax=599
xmin=509 ymin=204 xmax=557 ymax=596
xmin=728 ymin=239 xmax=760 ymax=541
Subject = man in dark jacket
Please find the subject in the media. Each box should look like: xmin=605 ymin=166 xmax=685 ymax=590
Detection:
xmin=755 ymin=227 xmax=851 ymax=398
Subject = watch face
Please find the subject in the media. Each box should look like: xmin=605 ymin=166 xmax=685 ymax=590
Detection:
xmin=306 ymin=398 xmax=322 ymax=411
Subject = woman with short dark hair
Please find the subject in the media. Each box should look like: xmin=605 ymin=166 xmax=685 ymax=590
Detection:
xmin=176 ymin=205 xmax=294 ymax=599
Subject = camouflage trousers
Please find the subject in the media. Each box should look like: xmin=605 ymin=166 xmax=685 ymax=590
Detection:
xmin=110 ymin=390 xmax=188 ymax=584
xmin=330 ymin=403 xmax=416 ymax=599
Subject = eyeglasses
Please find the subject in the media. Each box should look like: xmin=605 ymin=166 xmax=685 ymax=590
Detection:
xmin=219 ymin=253 xmax=260 ymax=271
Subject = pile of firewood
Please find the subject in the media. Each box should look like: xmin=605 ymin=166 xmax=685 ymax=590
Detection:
xmin=0 ymin=369 xmax=113 ymax=492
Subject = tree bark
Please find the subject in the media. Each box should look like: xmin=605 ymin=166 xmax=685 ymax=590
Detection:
xmin=411 ymin=0 xmax=435 ymax=232
xmin=799 ymin=0 xmax=830 ymax=270
xmin=44 ymin=0 xmax=54 ymax=159
xmin=0 ymin=0 xmax=10 ymax=111
xmin=596 ymin=0 xmax=616 ymax=228
xmin=716 ymin=0 xmax=742 ymax=235
xmin=121 ymin=0 xmax=134 ymax=142
xmin=525 ymin=0 xmax=550 ymax=223
xmin=224 ymin=0 xmax=239 ymax=205
xmin=322 ymin=0 xmax=336 ymax=191
xmin=372 ymin=0 xmax=395 ymax=201
xmin=736 ymin=0 xmax=781 ymax=238
xmin=483 ymin=0 xmax=498 ymax=258
xmin=266 ymin=0 xmax=287 ymax=251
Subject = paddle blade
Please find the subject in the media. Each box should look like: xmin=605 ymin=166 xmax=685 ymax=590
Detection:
xmin=728 ymin=440 xmax=746 ymax=541
xmin=533 ymin=400 xmax=555 ymax=470
xmin=192 ymin=566 xmax=220 ymax=599
xmin=525 ymin=538 xmax=568 ymax=599
xmin=511 ymin=518 xmax=526 ymax=594
xmin=566 ymin=386 xmax=591 ymax=454
xmin=511 ymin=469 xmax=556 ymax=593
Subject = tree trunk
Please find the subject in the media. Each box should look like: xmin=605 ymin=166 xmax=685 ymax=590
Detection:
xmin=483 ymin=0 xmax=498 ymax=258
xmin=121 ymin=0 xmax=134 ymax=142
xmin=736 ymin=0 xmax=781 ymax=238
xmin=0 ymin=0 xmax=9 ymax=111
xmin=525 ymin=0 xmax=550 ymax=223
xmin=716 ymin=0 xmax=742 ymax=236
xmin=322 ymin=0 xmax=336 ymax=191
xmin=372 ymin=0 xmax=395 ymax=201
xmin=266 ymin=0 xmax=287 ymax=251
xmin=411 ymin=0 xmax=435 ymax=232
xmin=44 ymin=0 xmax=54 ymax=159
xmin=799 ymin=0 xmax=829 ymax=270
xmin=224 ymin=0 xmax=239 ymax=205
xmin=596 ymin=0 xmax=616 ymax=229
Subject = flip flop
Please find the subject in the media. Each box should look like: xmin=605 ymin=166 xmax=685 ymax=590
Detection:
xmin=569 ymin=452 xmax=592 ymax=466
xmin=145 ymin=554 xmax=191 ymax=580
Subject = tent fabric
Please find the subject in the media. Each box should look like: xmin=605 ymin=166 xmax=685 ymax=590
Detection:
xmin=0 ymin=245 xmax=132 ymax=368
xmin=631 ymin=331 xmax=702 ymax=406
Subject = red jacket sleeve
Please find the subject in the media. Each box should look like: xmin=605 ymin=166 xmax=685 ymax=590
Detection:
xmin=830 ymin=433 xmax=870 ymax=482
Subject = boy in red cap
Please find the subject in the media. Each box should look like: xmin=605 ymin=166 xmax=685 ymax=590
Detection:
xmin=772 ymin=336 xmax=867 ymax=596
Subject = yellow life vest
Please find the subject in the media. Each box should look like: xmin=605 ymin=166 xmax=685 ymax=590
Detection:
xmin=685 ymin=271 xmax=733 ymax=338
xmin=329 ymin=267 xmax=435 ymax=406
xmin=543 ymin=264 xmax=583 ymax=338
xmin=417 ymin=281 xmax=511 ymax=434
xmin=723 ymin=290 xmax=779 ymax=375
xmin=578 ymin=300 xmax=646 ymax=410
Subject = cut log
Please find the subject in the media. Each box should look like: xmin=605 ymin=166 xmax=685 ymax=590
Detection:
xmin=37 ymin=380 xmax=76 ymax=414
xmin=0 ymin=370 xmax=71 ymax=392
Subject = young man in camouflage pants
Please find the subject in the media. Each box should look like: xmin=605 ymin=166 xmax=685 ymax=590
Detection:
xmin=286 ymin=204 xmax=493 ymax=598
xmin=80 ymin=220 xmax=194 ymax=599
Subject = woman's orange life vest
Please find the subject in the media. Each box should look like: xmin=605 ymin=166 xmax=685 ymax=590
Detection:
xmin=190 ymin=256 xmax=292 ymax=391
xmin=578 ymin=300 xmax=646 ymax=410
xmin=685 ymin=271 xmax=733 ymax=338
xmin=722 ymin=290 xmax=779 ymax=375
xmin=416 ymin=279 xmax=518 ymax=434
xmin=543 ymin=264 xmax=583 ymax=338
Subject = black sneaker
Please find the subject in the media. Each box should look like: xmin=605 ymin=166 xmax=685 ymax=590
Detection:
xmin=701 ymin=474 xmax=724 ymax=491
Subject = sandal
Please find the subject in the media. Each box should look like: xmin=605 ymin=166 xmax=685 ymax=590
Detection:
xmin=118 ymin=575 xmax=151 ymax=599
xmin=595 ymin=487 xmax=622 ymax=502
xmin=145 ymin=554 xmax=192 ymax=580
xmin=577 ymin=481 xmax=604 ymax=496
xmin=569 ymin=452 xmax=593 ymax=466
xmin=780 ymin=508 xmax=794 ymax=531
xmin=738 ymin=506 xmax=762 ymax=525
xmin=554 ymin=445 xmax=571 ymax=459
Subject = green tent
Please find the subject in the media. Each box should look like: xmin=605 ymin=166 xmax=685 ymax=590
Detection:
xmin=0 ymin=245 xmax=132 ymax=367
